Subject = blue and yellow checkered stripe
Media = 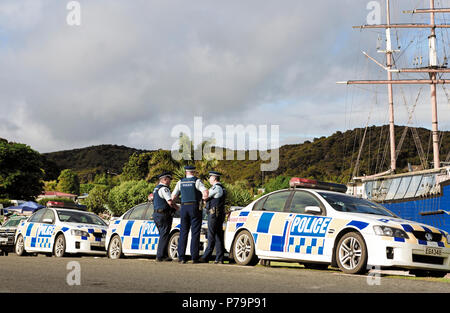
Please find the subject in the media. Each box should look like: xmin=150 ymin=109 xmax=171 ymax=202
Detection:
xmin=287 ymin=237 xmax=325 ymax=255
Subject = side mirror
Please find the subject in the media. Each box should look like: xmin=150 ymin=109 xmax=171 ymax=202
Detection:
xmin=305 ymin=206 xmax=322 ymax=215
xmin=42 ymin=218 xmax=54 ymax=224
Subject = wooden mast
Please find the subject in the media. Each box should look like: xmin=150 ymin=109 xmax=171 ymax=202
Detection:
xmin=338 ymin=0 xmax=447 ymax=171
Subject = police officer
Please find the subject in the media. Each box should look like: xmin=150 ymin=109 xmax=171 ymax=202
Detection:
xmin=171 ymin=165 xmax=208 ymax=263
xmin=200 ymin=171 xmax=226 ymax=264
xmin=152 ymin=172 xmax=177 ymax=262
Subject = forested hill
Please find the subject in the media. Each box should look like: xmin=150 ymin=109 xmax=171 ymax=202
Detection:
xmin=43 ymin=145 xmax=150 ymax=182
xmin=41 ymin=125 xmax=450 ymax=186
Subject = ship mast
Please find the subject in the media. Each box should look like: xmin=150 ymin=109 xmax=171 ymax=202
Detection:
xmin=386 ymin=0 xmax=396 ymax=172
xmin=338 ymin=0 xmax=450 ymax=171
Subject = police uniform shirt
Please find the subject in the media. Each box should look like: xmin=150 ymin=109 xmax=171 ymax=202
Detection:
xmin=172 ymin=175 xmax=207 ymax=198
xmin=208 ymin=183 xmax=223 ymax=199
xmin=158 ymin=183 xmax=172 ymax=202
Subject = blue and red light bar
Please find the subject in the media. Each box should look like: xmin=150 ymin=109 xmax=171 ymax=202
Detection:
xmin=289 ymin=177 xmax=347 ymax=193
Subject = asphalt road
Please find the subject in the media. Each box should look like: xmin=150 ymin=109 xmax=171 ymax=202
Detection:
xmin=0 ymin=254 xmax=448 ymax=294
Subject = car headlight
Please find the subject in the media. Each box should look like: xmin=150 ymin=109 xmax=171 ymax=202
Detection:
xmin=373 ymin=225 xmax=409 ymax=239
xmin=446 ymin=233 xmax=450 ymax=245
xmin=71 ymin=229 xmax=90 ymax=237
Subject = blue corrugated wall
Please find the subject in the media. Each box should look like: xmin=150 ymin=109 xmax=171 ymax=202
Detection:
xmin=383 ymin=184 xmax=450 ymax=233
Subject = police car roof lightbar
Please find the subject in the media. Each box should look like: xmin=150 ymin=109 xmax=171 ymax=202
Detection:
xmin=289 ymin=177 xmax=347 ymax=193
xmin=47 ymin=201 xmax=87 ymax=211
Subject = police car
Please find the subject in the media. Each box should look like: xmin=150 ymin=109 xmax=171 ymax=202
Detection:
xmin=15 ymin=202 xmax=108 ymax=257
xmin=225 ymin=178 xmax=450 ymax=277
xmin=106 ymin=202 xmax=208 ymax=259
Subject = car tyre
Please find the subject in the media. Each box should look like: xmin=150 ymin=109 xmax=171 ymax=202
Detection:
xmin=335 ymin=232 xmax=368 ymax=275
xmin=232 ymin=230 xmax=259 ymax=266
xmin=15 ymin=235 xmax=26 ymax=256
xmin=53 ymin=234 xmax=66 ymax=258
xmin=107 ymin=235 xmax=123 ymax=259
xmin=168 ymin=232 xmax=180 ymax=260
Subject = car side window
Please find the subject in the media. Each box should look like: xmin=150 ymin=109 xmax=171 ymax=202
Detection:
xmin=29 ymin=209 xmax=45 ymax=223
xmin=289 ymin=191 xmax=323 ymax=214
xmin=252 ymin=197 xmax=267 ymax=211
xmin=40 ymin=209 xmax=56 ymax=224
xmin=143 ymin=203 xmax=154 ymax=220
xmin=128 ymin=204 xmax=147 ymax=220
xmin=261 ymin=191 xmax=291 ymax=212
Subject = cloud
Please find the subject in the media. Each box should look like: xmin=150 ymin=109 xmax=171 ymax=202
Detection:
xmin=0 ymin=0 xmax=448 ymax=153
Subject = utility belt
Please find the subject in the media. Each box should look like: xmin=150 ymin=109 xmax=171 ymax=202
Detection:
xmin=207 ymin=207 xmax=224 ymax=216
xmin=155 ymin=208 xmax=175 ymax=216
xmin=181 ymin=201 xmax=197 ymax=205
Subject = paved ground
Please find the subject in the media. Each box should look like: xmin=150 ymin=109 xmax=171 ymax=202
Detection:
xmin=0 ymin=254 xmax=448 ymax=293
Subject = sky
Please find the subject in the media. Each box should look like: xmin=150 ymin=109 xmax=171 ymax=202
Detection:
xmin=0 ymin=0 xmax=449 ymax=153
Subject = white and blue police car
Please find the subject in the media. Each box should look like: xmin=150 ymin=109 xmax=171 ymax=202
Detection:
xmin=225 ymin=178 xmax=450 ymax=277
xmin=15 ymin=202 xmax=108 ymax=257
xmin=106 ymin=202 xmax=208 ymax=259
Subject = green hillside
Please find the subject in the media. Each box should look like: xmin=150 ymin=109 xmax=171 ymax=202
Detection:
xmin=41 ymin=125 xmax=450 ymax=186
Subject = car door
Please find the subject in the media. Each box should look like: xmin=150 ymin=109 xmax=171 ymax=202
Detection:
xmin=34 ymin=209 xmax=56 ymax=252
xmin=284 ymin=190 xmax=331 ymax=262
xmin=139 ymin=203 xmax=159 ymax=254
xmin=250 ymin=191 xmax=292 ymax=256
xmin=23 ymin=209 xmax=46 ymax=251
xmin=121 ymin=204 xmax=148 ymax=253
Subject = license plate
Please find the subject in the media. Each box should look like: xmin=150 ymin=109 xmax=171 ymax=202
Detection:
xmin=0 ymin=238 xmax=7 ymax=243
xmin=425 ymin=247 xmax=442 ymax=256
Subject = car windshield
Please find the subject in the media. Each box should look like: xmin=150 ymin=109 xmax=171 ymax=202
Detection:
xmin=57 ymin=210 xmax=107 ymax=226
xmin=318 ymin=192 xmax=396 ymax=217
xmin=2 ymin=218 xmax=26 ymax=228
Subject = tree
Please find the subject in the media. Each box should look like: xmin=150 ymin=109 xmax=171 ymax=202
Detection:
xmin=108 ymin=180 xmax=154 ymax=216
xmin=263 ymin=175 xmax=290 ymax=194
xmin=85 ymin=185 xmax=109 ymax=214
xmin=57 ymin=169 xmax=80 ymax=195
xmin=0 ymin=140 xmax=44 ymax=200
xmin=121 ymin=152 xmax=153 ymax=181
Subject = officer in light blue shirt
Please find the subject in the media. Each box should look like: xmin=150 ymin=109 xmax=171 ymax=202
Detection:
xmin=171 ymin=165 xmax=208 ymax=263
xmin=152 ymin=172 xmax=177 ymax=262
xmin=200 ymin=171 xmax=226 ymax=264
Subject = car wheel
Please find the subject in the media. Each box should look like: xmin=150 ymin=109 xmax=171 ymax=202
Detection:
xmin=168 ymin=232 xmax=179 ymax=260
xmin=336 ymin=232 xmax=368 ymax=274
xmin=233 ymin=230 xmax=258 ymax=266
xmin=15 ymin=235 xmax=26 ymax=256
xmin=108 ymin=235 xmax=122 ymax=259
xmin=53 ymin=234 xmax=66 ymax=258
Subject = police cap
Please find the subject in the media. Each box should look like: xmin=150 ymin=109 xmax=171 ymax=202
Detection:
xmin=184 ymin=165 xmax=196 ymax=171
xmin=208 ymin=171 xmax=222 ymax=177
xmin=157 ymin=171 xmax=172 ymax=179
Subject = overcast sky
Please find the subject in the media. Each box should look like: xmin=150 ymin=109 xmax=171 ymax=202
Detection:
xmin=0 ymin=0 xmax=449 ymax=153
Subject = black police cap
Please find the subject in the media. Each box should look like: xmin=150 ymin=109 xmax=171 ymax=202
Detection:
xmin=157 ymin=172 xmax=172 ymax=179
xmin=208 ymin=171 xmax=222 ymax=177
xmin=184 ymin=165 xmax=196 ymax=171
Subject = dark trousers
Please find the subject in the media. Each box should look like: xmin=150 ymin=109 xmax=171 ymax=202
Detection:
xmin=178 ymin=202 xmax=202 ymax=261
xmin=153 ymin=212 xmax=173 ymax=260
xmin=202 ymin=213 xmax=225 ymax=261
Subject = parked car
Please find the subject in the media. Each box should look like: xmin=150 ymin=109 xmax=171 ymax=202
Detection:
xmin=225 ymin=177 xmax=450 ymax=277
xmin=15 ymin=205 xmax=108 ymax=257
xmin=0 ymin=215 xmax=29 ymax=255
xmin=106 ymin=202 xmax=209 ymax=260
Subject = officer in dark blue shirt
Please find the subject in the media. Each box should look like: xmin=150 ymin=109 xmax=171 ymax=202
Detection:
xmin=152 ymin=171 xmax=177 ymax=262
xmin=171 ymin=165 xmax=208 ymax=263
xmin=200 ymin=171 xmax=226 ymax=264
